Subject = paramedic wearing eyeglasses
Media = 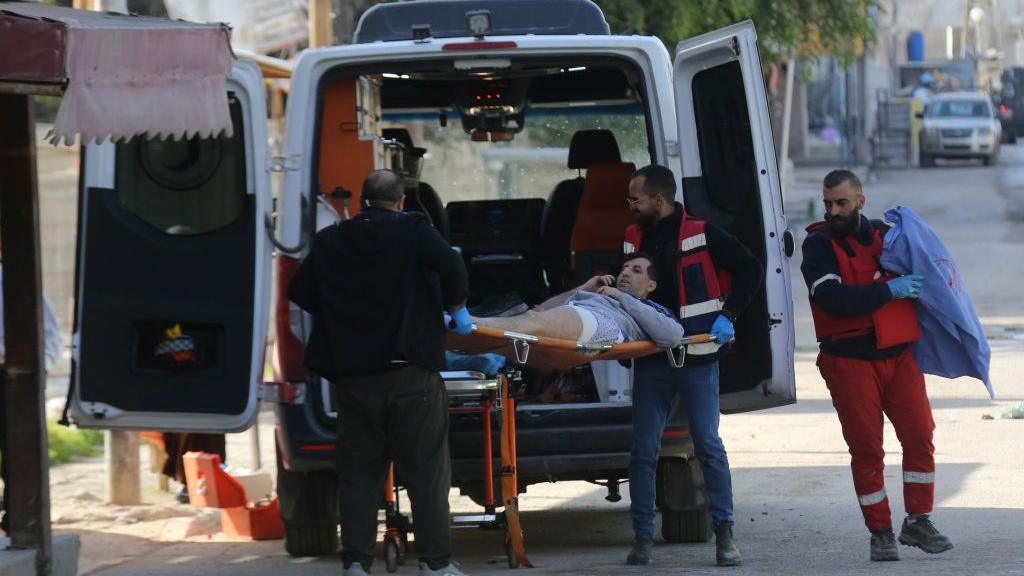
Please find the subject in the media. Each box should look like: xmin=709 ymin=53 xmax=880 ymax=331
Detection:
xmin=622 ymin=164 xmax=763 ymax=567
xmin=801 ymin=170 xmax=952 ymax=562
xmin=288 ymin=169 xmax=472 ymax=576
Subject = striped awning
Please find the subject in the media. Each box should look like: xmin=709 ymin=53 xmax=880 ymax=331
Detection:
xmin=0 ymin=2 xmax=234 ymax=145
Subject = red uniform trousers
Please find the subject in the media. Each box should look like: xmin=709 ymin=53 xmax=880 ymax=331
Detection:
xmin=817 ymin=349 xmax=936 ymax=533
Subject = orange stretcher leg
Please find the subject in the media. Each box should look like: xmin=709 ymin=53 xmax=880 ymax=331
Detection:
xmin=500 ymin=374 xmax=532 ymax=568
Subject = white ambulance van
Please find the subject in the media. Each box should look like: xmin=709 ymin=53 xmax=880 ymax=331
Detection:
xmin=70 ymin=0 xmax=796 ymax=556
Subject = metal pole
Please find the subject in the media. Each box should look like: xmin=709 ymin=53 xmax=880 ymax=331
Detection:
xmin=0 ymin=93 xmax=53 ymax=576
xmin=779 ymin=56 xmax=797 ymax=195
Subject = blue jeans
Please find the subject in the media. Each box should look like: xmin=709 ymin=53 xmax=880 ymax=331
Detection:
xmin=629 ymin=356 xmax=734 ymax=540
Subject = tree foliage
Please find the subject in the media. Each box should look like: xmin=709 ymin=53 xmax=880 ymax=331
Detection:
xmin=593 ymin=0 xmax=881 ymax=65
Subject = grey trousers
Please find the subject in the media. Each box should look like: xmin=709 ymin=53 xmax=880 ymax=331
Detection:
xmin=334 ymin=364 xmax=452 ymax=570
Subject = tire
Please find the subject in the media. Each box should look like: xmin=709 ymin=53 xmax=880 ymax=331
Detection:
xmin=919 ymin=153 xmax=935 ymax=168
xmin=662 ymin=508 xmax=710 ymax=544
xmin=284 ymin=525 xmax=340 ymax=558
xmin=983 ymin=155 xmax=994 ymax=166
xmin=385 ymin=538 xmax=400 ymax=573
xmin=656 ymin=456 xmax=710 ymax=543
xmin=276 ymin=440 xmax=339 ymax=557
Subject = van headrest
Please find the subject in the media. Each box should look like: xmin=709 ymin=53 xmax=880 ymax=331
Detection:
xmin=567 ymin=129 xmax=622 ymax=169
xmin=382 ymin=128 xmax=427 ymax=157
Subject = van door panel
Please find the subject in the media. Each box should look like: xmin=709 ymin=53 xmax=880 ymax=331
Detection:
xmin=674 ymin=21 xmax=795 ymax=412
xmin=70 ymin=62 xmax=271 ymax=431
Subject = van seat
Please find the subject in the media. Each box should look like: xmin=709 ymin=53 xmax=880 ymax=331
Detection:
xmin=541 ymin=130 xmax=623 ymax=293
xmin=447 ymin=199 xmax=547 ymax=305
xmin=570 ymin=162 xmax=636 ymax=283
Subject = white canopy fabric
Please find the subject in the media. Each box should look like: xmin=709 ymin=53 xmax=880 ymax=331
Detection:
xmin=0 ymin=3 xmax=234 ymax=146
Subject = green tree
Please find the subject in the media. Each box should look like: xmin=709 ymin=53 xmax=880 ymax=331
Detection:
xmin=594 ymin=0 xmax=881 ymax=65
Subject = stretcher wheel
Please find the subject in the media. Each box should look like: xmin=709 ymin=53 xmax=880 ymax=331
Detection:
xmin=505 ymin=535 xmax=519 ymax=569
xmin=385 ymin=538 xmax=400 ymax=573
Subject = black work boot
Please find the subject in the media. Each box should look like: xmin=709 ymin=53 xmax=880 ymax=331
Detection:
xmin=625 ymin=538 xmax=653 ymax=565
xmin=870 ymin=528 xmax=899 ymax=561
xmin=715 ymin=524 xmax=742 ymax=567
xmin=899 ymin=515 xmax=954 ymax=554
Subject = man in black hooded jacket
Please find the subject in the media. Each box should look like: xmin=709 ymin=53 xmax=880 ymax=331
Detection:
xmin=288 ymin=169 xmax=470 ymax=576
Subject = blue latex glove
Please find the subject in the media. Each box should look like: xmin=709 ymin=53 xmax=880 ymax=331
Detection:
xmin=447 ymin=307 xmax=473 ymax=335
xmin=887 ymin=274 xmax=923 ymax=299
xmin=445 ymin=351 xmax=506 ymax=374
xmin=710 ymin=314 xmax=735 ymax=344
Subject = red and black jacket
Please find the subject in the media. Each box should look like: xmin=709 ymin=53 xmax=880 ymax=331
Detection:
xmin=625 ymin=209 xmax=757 ymax=358
xmin=801 ymin=216 xmax=919 ymax=359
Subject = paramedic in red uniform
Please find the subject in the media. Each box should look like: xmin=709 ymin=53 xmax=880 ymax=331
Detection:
xmin=623 ymin=164 xmax=763 ymax=567
xmin=801 ymin=169 xmax=953 ymax=561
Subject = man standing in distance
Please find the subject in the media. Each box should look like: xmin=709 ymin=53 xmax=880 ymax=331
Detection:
xmin=623 ymin=164 xmax=763 ymax=567
xmin=288 ymin=169 xmax=472 ymax=576
xmin=801 ymin=169 xmax=952 ymax=562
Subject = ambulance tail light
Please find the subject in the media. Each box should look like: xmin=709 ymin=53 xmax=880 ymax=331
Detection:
xmin=272 ymin=254 xmax=306 ymax=383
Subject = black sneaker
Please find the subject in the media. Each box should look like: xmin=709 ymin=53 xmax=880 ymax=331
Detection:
xmin=625 ymin=538 xmax=653 ymax=565
xmin=176 ymin=485 xmax=190 ymax=504
xmin=715 ymin=524 xmax=743 ymax=567
xmin=870 ymin=528 xmax=899 ymax=561
xmin=899 ymin=515 xmax=953 ymax=554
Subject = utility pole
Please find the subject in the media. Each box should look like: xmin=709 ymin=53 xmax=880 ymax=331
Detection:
xmin=964 ymin=0 xmax=971 ymax=58
xmin=309 ymin=0 xmax=334 ymax=49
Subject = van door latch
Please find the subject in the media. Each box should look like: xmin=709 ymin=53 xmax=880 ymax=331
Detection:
xmin=268 ymin=154 xmax=301 ymax=173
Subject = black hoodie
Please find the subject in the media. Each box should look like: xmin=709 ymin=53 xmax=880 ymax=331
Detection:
xmin=288 ymin=207 xmax=468 ymax=378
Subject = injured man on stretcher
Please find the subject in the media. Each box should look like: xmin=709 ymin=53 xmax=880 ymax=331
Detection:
xmin=470 ymin=253 xmax=684 ymax=348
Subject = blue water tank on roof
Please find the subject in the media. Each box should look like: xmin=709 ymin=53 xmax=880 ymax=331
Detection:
xmin=907 ymin=31 xmax=925 ymax=62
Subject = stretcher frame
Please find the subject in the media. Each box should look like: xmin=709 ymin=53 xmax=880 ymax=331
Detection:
xmin=380 ymin=326 xmax=715 ymax=570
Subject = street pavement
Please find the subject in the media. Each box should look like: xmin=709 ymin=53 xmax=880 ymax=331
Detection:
xmin=55 ymin=147 xmax=1024 ymax=575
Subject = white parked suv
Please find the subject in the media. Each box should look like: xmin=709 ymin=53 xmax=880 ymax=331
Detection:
xmin=919 ymin=91 xmax=1002 ymax=167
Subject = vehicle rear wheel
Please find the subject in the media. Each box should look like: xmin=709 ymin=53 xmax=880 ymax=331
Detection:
xmin=983 ymin=154 xmax=995 ymax=166
xmin=656 ymin=457 xmax=710 ymax=543
xmin=276 ymin=440 xmax=339 ymax=557
xmin=662 ymin=508 xmax=710 ymax=544
xmin=920 ymin=153 xmax=935 ymax=168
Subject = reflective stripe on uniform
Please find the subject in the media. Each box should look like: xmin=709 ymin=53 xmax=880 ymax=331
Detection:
xmin=623 ymin=241 xmax=636 ymax=254
xmin=679 ymin=299 xmax=723 ymax=319
xmin=810 ymin=273 xmax=841 ymax=296
xmin=858 ymin=488 xmax=887 ymax=507
xmin=903 ymin=471 xmax=935 ymax=484
xmin=679 ymin=232 xmax=707 ymax=253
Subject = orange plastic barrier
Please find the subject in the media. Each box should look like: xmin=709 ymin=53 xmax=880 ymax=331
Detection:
xmin=182 ymin=451 xmax=284 ymax=540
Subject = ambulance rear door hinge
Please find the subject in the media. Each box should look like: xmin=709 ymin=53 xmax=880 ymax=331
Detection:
xmin=267 ymin=154 xmax=301 ymax=174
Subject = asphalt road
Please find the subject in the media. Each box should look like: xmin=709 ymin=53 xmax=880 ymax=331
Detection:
xmin=60 ymin=146 xmax=1024 ymax=575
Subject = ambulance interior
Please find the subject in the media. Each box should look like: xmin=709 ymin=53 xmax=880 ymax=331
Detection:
xmin=312 ymin=54 xmax=771 ymax=408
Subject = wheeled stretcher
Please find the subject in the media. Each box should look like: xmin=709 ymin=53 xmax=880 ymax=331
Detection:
xmin=379 ymin=326 xmax=715 ymax=570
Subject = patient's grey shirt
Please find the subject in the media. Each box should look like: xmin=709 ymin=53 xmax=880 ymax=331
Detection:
xmin=560 ymin=290 xmax=685 ymax=348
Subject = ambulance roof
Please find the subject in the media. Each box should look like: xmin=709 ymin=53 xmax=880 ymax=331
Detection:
xmin=354 ymin=0 xmax=610 ymax=44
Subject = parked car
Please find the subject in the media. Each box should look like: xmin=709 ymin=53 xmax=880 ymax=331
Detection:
xmin=919 ymin=91 xmax=1001 ymax=167
xmin=68 ymin=0 xmax=797 ymax=558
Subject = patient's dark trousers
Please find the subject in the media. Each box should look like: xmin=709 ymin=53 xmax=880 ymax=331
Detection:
xmin=334 ymin=364 xmax=452 ymax=570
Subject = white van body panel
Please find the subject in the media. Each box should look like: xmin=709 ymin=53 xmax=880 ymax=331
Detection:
xmin=277 ymin=34 xmax=677 ymax=251
xmin=672 ymin=21 xmax=796 ymax=410
xmin=70 ymin=60 xmax=272 ymax=431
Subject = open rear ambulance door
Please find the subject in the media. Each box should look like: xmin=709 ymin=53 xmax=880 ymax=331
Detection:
xmin=672 ymin=21 xmax=796 ymax=411
xmin=68 ymin=61 xmax=272 ymax=431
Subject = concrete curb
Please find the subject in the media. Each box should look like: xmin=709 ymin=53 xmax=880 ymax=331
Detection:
xmin=0 ymin=534 xmax=79 ymax=576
